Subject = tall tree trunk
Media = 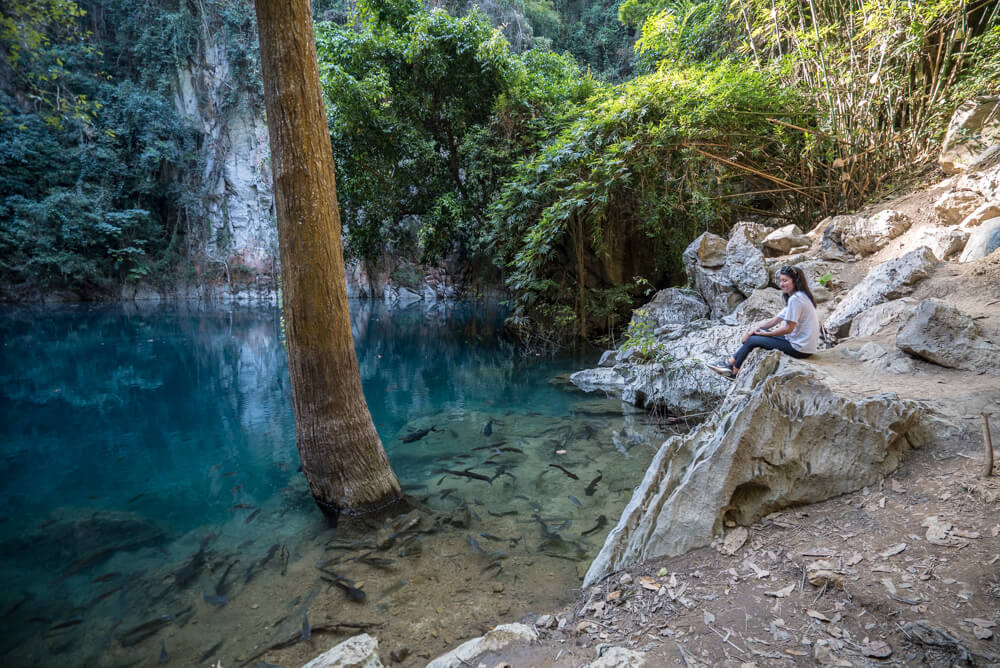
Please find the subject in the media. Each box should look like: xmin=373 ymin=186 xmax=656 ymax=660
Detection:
xmin=253 ymin=0 xmax=402 ymax=519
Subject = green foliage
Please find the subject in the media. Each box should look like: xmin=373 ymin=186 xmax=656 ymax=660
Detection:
xmin=632 ymin=0 xmax=728 ymax=68
xmin=316 ymin=0 xmax=592 ymax=268
xmin=490 ymin=60 xmax=811 ymax=341
xmin=621 ymin=310 xmax=672 ymax=362
xmin=547 ymin=0 xmax=636 ymax=81
xmin=818 ymin=272 xmax=834 ymax=288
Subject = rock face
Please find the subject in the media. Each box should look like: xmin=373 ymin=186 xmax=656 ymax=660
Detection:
xmin=174 ymin=22 xmax=275 ymax=273
xmin=583 ymin=353 xmax=923 ymax=587
xmin=896 ymin=298 xmax=1000 ymax=373
xmin=959 ymin=217 xmax=1000 ymax=262
xmin=961 ymin=201 xmax=1000 ymax=228
xmin=913 ymin=227 xmax=969 ymax=260
xmin=825 ymin=246 xmax=938 ymax=337
xmin=939 ymin=96 xmax=1000 ymax=175
xmin=301 ymin=634 xmax=383 ymax=668
xmin=426 ymin=623 xmax=537 ymax=668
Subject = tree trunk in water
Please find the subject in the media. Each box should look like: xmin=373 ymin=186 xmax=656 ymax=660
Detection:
xmin=253 ymin=0 xmax=402 ymax=519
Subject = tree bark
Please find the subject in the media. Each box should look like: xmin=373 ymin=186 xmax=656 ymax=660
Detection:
xmin=253 ymin=0 xmax=402 ymax=519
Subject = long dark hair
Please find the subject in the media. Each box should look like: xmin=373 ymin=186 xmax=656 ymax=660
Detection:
xmin=779 ymin=266 xmax=816 ymax=306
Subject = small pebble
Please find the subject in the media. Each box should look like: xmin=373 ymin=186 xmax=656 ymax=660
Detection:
xmin=492 ymin=582 xmax=504 ymax=593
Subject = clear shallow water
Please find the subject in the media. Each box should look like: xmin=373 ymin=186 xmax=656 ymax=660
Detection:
xmin=0 ymin=301 xmax=670 ymax=667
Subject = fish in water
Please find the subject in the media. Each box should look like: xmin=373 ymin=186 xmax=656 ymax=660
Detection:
xmin=118 ymin=614 xmax=176 ymax=647
xmin=483 ymin=419 xmax=493 ymax=436
xmin=85 ymin=585 xmax=123 ymax=609
xmin=128 ymin=493 xmax=146 ymax=504
xmin=91 ymin=572 xmax=120 ymax=583
xmin=479 ymin=532 xmax=506 ymax=542
xmin=438 ymin=469 xmax=492 ymax=484
xmin=301 ymin=611 xmax=312 ymax=641
xmin=548 ymin=463 xmax=579 ymax=480
xmin=45 ymin=618 xmax=84 ymax=634
xmin=326 ymin=576 xmax=366 ymax=602
xmin=173 ymin=545 xmax=207 ymax=589
xmin=202 ymin=591 xmax=228 ymax=607
xmin=158 ymin=640 xmax=169 ymax=664
xmin=245 ymin=508 xmax=261 ymax=524
xmin=439 ymin=488 xmax=457 ymax=500
xmin=568 ymin=495 xmax=583 ymax=508
xmin=531 ymin=514 xmax=558 ymax=539
xmin=231 ymin=503 xmax=255 ymax=510
xmin=585 ymin=470 xmax=603 ymax=496
xmin=215 ymin=559 xmax=239 ymax=597
xmin=198 ymin=639 xmax=224 ymax=663
xmin=581 ymin=514 xmax=608 ymax=536
xmin=487 ymin=509 xmax=517 ymax=517
xmin=467 ymin=535 xmax=484 ymax=553
xmin=400 ymin=425 xmax=438 ymax=443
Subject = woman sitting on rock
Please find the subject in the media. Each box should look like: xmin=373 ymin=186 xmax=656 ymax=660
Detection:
xmin=705 ymin=266 xmax=820 ymax=378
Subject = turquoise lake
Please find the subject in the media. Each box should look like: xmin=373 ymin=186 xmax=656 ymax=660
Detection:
xmin=0 ymin=301 xmax=670 ymax=667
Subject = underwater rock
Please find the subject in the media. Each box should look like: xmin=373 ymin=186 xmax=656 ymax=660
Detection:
xmin=12 ymin=507 xmax=169 ymax=563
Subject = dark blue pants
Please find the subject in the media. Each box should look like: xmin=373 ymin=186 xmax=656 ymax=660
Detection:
xmin=733 ymin=335 xmax=811 ymax=369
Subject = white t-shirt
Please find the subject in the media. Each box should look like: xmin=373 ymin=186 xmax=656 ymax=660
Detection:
xmin=777 ymin=291 xmax=819 ymax=354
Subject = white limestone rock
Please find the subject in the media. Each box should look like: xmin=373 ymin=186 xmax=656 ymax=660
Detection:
xmin=912 ymin=226 xmax=970 ymax=260
xmin=824 ymin=246 xmax=938 ymax=337
xmin=629 ymin=288 xmax=709 ymax=329
xmin=843 ymin=209 xmax=912 ymax=255
xmin=848 ymin=298 xmax=917 ymax=338
xmin=684 ymin=231 xmax=728 ymax=268
xmin=683 ymin=232 xmax=744 ymax=317
xmin=960 ymin=201 xmax=1000 ymax=228
xmin=935 ymin=190 xmax=985 ymax=226
xmin=426 ymin=623 xmax=537 ymax=668
xmin=726 ymin=225 xmax=769 ymax=297
xmin=896 ymin=298 xmax=1000 ymax=374
xmin=300 ymin=634 xmax=383 ymax=668
xmin=762 ymin=224 xmax=810 ymax=257
xmin=959 ymin=217 xmax=1000 ymax=263
xmin=570 ymin=367 xmax=626 ymax=397
xmin=939 ymin=96 xmax=1000 ymax=175
xmin=582 ymin=646 xmax=648 ymax=667
xmin=583 ymin=353 xmax=923 ymax=587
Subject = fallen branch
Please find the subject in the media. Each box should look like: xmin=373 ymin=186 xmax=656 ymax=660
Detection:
xmin=983 ymin=413 xmax=994 ymax=478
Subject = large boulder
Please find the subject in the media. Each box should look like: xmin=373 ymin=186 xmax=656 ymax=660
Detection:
xmin=824 ymin=246 xmax=938 ymax=337
xmin=683 ymin=234 xmax=744 ymax=318
xmin=896 ymin=298 xmax=1000 ymax=373
xmin=761 ymin=224 xmax=810 ymax=257
xmin=959 ymin=217 xmax=1000 ymax=262
xmin=939 ymin=96 xmax=1000 ymax=175
xmin=426 ymin=624 xmax=537 ymax=668
xmin=935 ymin=190 xmax=985 ymax=226
xmin=301 ymin=634 xmax=383 ymax=668
xmin=629 ymin=288 xmax=709 ymax=330
xmin=818 ymin=215 xmax=859 ymax=261
xmin=583 ymin=353 xmax=923 ymax=587
xmin=842 ymin=209 xmax=912 ymax=255
xmin=726 ymin=225 xmax=769 ymax=297
xmin=848 ymin=298 xmax=917 ymax=338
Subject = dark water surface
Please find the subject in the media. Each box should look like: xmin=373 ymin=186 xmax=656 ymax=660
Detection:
xmin=0 ymin=301 xmax=669 ymax=667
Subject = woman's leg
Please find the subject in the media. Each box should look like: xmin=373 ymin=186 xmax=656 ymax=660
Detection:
xmin=732 ymin=335 xmax=807 ymax=370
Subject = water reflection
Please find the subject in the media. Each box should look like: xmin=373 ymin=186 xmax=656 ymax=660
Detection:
xmin=0 ymin=301 xmax=669 ymax=667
